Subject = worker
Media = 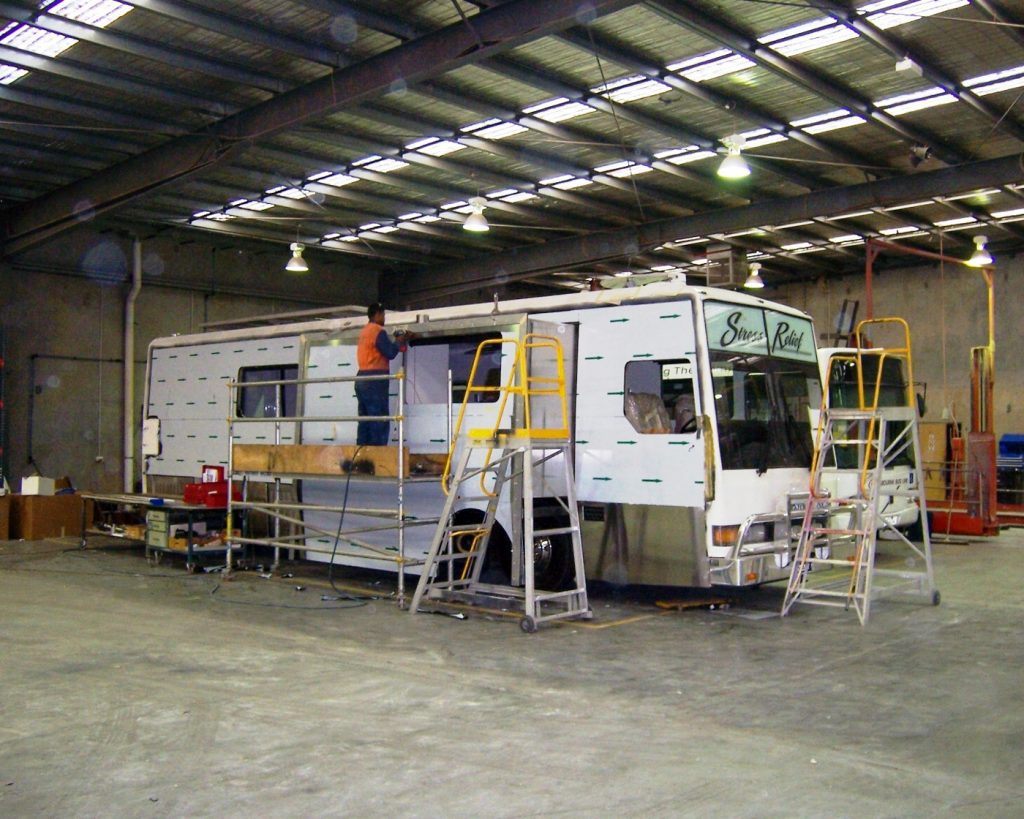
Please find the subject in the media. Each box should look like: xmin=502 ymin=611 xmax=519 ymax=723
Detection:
xmin=355 ymin=303 xmax=410 ymax=445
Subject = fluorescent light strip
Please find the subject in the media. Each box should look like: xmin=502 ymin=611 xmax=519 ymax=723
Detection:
xmin=933 ymin=216 xmax=977 ymax=227
xmin=879 ymin=225 xmax=919 ymax=235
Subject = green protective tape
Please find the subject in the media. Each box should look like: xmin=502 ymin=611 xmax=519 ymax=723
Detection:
xmin=617 ymin=440 xmax=637 ymax=445
xmin=576 ymin=439 xmax=589 ymax=445
xmin=641 ymin=478 xmax=663 ymax=483
xmin=607 ymin=390 xmax=624 ymax=396
xmin=659 ymin=313 xmax=682 ymax=319
xmin=632 ymin=353 xmax=653 ymax=358
xmin=584 ymin=355 xmax=604 ymax=361
xmin=609 ymin=318 xmax=629 ymax=324
xmin=593 ymin=476 xmax=612 ymax=482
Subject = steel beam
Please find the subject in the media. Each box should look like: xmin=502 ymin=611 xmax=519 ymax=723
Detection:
xmin=650 ymin=0 xmax=968 ymax=165
xmin=388 ymin=153 xmax=1024 ymax=301
xmin=1 ymin=0 xmax=639 ymax=256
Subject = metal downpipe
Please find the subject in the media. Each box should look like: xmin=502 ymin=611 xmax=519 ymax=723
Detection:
xmin=123 ymin=238 xmax=142 ymax=492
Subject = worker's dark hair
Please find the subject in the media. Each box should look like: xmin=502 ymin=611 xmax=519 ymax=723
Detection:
xmin=367 ymin=302 xmax=385 ymax=319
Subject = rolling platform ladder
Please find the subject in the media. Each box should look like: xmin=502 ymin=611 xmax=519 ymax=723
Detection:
xmin=409 ymin=334 xmax=591 ymax=632
xmin=782 ymin=318 xmax=939 ymax=625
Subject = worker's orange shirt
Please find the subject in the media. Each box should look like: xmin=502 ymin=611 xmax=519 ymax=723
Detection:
xmin=357 ymin=322 xmax=388 ymax=371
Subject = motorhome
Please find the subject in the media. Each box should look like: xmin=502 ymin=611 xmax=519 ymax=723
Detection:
xmin=143 ymin=280 xmax=824 ymax=589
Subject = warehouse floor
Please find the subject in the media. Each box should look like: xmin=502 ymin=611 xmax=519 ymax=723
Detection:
xmin=1 ymin=533 xmax=1021 ymax=817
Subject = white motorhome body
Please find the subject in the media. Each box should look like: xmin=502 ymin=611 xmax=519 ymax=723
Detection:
xmin=817 ymin=347 xmax=920 ymax=531
xmin=144 ymin=282 xmax=822 ymax=588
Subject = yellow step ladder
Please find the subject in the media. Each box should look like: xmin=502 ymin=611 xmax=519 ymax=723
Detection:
xmin=409 ymin=334 xmax=591 ymax=632
xmin=782 ymin=318 xmax=939 ymax=625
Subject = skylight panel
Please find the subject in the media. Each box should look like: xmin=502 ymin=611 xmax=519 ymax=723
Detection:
xmin=316 ymin=172 xmax=358 ymax=187
xmin=373 ymin=225 xmax=399 ymax=234
xmin=879 ymin=225 xmax=920 ymax=235
xmin=273 ymin=188 xmax=310 ymax=200
xmin=50 ymin=0 xmax=132 ymax=27
xmin=551 ymin=177 xmax=594 ymax=190
xmin=780 ymin=242 xmax=813 ymax=250
xmin=523 ymin=97 xmax=594 ymax=123
xmin=2 ymin=25 xmax=76 ymax=57
xmin=487 ymin=189 xmax=518 ymax=199
xmin=664 ymin=149 xmax=717 ymax=165
xmin=363 ymin=157 xmax=408 ymax=173
xmin=414 ymin=214 xmax=441 ymax=223
xmin=398 ymin=212 xmax=422 ymax=220
xmin=531 ymin=101 xmax=593 ymax=123
xmin=878 ymin=87 xmax=956 ymax=115
xmin=595 ymin=75 xmax=672 ymax=103
xmin=238 ymin=201 xmax=274 ymax=212
xmin=415 ymin=139 xmax=465 ymax=157
xmin=191 ymin=211 xmax=211 ymax=219
xmin=667 ymin=49 xmax=731 ymax=72
xmin=501 ymin=191 xmax=538 ymax=203
xmin=0 ymin=66 xmax=29 ymax=85
xmin=968 ymin=65 xmax=1024 ymax=97
xmin=470 ymin=121 xmax=529 ymax=140
xmin=742 ymin=132 xmax=788 ymax=149
xmin=594 ymin=160 xmax=654 ymax=178
xmin=864 ymin=0 xmax=968 ymax=30
xmin=206 ymin=213 xmax=235 ymax=222
xmin=677 ymin=52 xmax=756 ymax=83
xmin=763 ymin=22 xmax=858 ymax=57
xmin=830 ymin=234 xmax=863 ymax=243
xmin=789 ymin=109 xmax=867 ymax=134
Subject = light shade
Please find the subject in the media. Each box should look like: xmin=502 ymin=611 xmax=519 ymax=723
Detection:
xmin=966 ymin=234 xmax=993 ymax=268
xmin=286 ymin=242 xmax=309 ymax=273
xmin=464 ymin=196 xmax=489 ymax=232
xmin=743 ymin=262 xmax=765 ymax=289
xmin=718 ymin=148 xmax=750 ymax=179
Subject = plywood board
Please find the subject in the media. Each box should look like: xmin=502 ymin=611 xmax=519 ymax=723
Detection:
xmin=233 ymin=444 xmax=418 ymax=478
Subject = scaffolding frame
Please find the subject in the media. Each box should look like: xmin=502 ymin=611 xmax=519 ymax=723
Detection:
xmin=224 ymin=368 xmax=431 ymax=605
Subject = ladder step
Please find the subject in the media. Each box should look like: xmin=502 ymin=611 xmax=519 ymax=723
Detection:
xmin=532 ymin=526 xmax=580 ymax=537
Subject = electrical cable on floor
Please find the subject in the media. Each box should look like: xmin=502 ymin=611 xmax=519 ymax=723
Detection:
xmin=324 ymin=444 xmax=379 ymax=603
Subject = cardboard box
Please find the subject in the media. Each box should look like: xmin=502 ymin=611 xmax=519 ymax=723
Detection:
xmin=10 ymin=493 xmax=88 ymax=540
xmin=21 ymin=476 xmax=56 ymax=496
xmin=0 ymin=494 xmax=10 ymax=539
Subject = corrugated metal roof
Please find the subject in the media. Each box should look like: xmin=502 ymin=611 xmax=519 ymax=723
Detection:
xmin=1 ymin=0 xmax=1023 ymax=293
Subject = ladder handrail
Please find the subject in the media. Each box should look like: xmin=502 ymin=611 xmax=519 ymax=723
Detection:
xmin=442 ymin=333 xmax=570 ymax=495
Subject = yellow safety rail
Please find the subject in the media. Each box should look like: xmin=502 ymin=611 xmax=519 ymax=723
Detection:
xmin=811 ymin=317 xmax=915 ymax=497
xmin=442 ymin=333 xmax=570 ymax=495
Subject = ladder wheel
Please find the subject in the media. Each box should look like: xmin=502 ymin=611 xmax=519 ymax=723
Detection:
xmin=519 ymin=616 xmax=538 ymax=634
xmin=931 ymin=589 xmax=941 ymax=606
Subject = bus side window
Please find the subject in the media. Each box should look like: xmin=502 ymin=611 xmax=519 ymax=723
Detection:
xmin=623 ymin=358 xmax=698 ymax=435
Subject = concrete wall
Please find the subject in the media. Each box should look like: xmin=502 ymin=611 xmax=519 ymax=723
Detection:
xmin=776 ymin=253 xmax=1022 ymax=439
xmin=1 ymin=226 xmax=378 ymax=493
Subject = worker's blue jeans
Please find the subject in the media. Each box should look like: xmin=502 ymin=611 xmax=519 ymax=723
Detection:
xmin=355 ymin=371 xmax=390 ymax=445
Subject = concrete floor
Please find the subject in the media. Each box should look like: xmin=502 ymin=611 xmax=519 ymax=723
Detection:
xmin=0 ymin=533 xmax=1021 ymax=817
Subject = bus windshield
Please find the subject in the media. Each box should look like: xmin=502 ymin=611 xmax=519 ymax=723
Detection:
xmin=704 ymin=301 xmax=821 ymax=471
xmin=710 ymin=354 xmax=819 ymax=470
